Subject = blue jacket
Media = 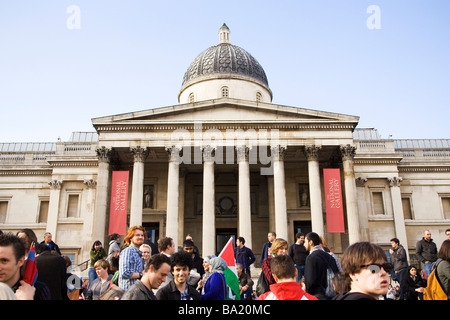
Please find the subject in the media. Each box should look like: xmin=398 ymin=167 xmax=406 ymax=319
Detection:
xmin=235 ymin=246 xmax=256 ymax=270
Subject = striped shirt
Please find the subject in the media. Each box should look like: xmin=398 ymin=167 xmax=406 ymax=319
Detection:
xmin=118 ymin=245 xmax=144 ymax=291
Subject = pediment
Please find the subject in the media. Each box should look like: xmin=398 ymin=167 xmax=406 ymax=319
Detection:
xmin=92 ymin=98 xmax=359 ymax=128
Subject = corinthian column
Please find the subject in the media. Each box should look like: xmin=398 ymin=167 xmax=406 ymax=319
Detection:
xmin=130 ymin=146 xmax=149 ymax=227
xmin=47 ymin=179 xmax=62 ymax=242
xmin=305 ymin=145 xmax=324 ymax=236
xmin=166 ymin=146 xmax=181 ymax=247
xmin=271 ymin=145 xmax=288 ymax=240
xmin=93 ymin=146 xmax=111 ymax=242
xmin=340 ymin=144 xmax=360 ymax=244
xmin=237 ymin=145 xmax=252 ymax=249
xmin=388 ymin=177 xmax=409 ymax=260
xmin=202 ymin=145 xmax=216 ymax=257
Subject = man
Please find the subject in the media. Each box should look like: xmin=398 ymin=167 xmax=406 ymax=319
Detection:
xmin=118 ymin=226 xmax=146 ymax=291
xmin=445 ymin=229 xmax=450 ymax=240
xmin=35 ymin=243 xmax=68 ymax=300
xmin=288 ymin=232 xmax=309 ymax=283
xmin=157 ymin=236 xmax=176 ymax=289
xmin=182 ymin=239 xmax=204 ymax=286
xmin=389 ymin=237 xmax=408 ymax=299
xmin=107 ymin=233 xmax=121 ymax=263
xmin=121 ymin=254 xmax=171 ymax=300
xmin=258 ymin=254 xmax=317 ymax=300
xmin=159 ymin=236 xmax=176 ymax=257
xmin=260 ymin=232 xmax=276 ymax=266
xmin=234 ymin=237 xmax=256 ymax=276
xmin=40 ymin=232 xmax=61 ymax=255
xmin=415 ymin=229 xmax=438 ymax=278
xmin=0 ymin=233 xmax=50 ymax=300
xmin=156 ymin=251 xmax=201 ymax=300
xmin=303 ymin=232 xmax=339 ymax=300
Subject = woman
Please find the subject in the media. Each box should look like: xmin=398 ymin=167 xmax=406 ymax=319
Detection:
xmin=434 ymin=239 xmax=450 ymax=299
xmin=201 ymin=257 xmax=227 ymax=300
xmin=261 ymin=238 xmax=288 ymax=287
xmin=197 ymin=255 xmax=215 ymax=294
xmin=16 ymin=229 xmax=38 ymax=256
xmin=85 ymin=259 xmax=113 ymax=300
xmin=333 ymin=241 xmax=392 ymax=300
xmin=403 ymin=265 xmax=426 ymax=300
xmin=88 ymin=240 xmax=107 ymax=288
xmin=139 ymin=243 xmax=152 ymax=267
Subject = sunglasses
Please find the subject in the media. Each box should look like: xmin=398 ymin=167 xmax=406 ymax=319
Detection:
xmin=360 ymin=263 xmax=393 ymax=274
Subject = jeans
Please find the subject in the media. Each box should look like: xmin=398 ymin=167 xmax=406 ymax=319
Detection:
xmin=295 ymin=265 xmax=305 ymax=283
xmin=423 ymin=262 xmax=433 ymax=279
xmin=88 ymin=267 xmax=97 ymax=290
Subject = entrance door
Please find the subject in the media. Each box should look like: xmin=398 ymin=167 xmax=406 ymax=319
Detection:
xmin=143 ymin=222 xmax=160 ymax=245
xmin=293 ymin=221 xmax=312 ymax=237
xmin=216 ymin=228 xmax=237 ymax=256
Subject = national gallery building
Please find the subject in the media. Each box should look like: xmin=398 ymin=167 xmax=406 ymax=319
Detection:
xmin=1 ymin=25 xmax=449 ymax=266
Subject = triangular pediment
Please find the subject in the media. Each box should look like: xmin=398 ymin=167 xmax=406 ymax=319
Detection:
xmin=92 ymin=98 xmax=359 ymax=127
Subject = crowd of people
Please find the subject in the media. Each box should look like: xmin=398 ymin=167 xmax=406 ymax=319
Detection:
xmin=0 ymin=227 xmax=449 ymax=301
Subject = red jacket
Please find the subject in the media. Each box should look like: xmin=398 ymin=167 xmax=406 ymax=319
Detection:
xmin=257 ymin=281 xmax=318 ymax=300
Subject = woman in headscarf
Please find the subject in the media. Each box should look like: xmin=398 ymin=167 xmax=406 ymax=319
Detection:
xmin=200 ymin=257 xmax=227 ymax=300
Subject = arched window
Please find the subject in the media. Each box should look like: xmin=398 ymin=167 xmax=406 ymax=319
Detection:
xmin=256 ymin=92 xmax=262 ymax=102
xmin=189 ymin=93 xmax=194 ymax=103
xmin=221 ymin=86 xmax=229 ymax=98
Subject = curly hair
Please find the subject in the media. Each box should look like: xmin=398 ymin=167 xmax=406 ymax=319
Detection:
xmin=123 ymin=226 xmax=146 ymax=247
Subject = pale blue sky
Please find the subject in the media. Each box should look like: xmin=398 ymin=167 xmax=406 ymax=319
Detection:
xmin=1 ymin=1 xmax=449 ymax=142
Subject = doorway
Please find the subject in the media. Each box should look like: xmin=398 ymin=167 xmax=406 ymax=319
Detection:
xmin=143 ymin=222 xmax=160 ymax=245
xmin=293 ymin=221 xmax=312 ymax=237
xmin=216 ymin=228 xmax=237 ymax=256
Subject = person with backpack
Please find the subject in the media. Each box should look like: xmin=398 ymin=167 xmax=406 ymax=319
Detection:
xmin=424 ymin=239 xmax=450 ymax=300
xmin=303 ymin=232 xmax=339 ymax=300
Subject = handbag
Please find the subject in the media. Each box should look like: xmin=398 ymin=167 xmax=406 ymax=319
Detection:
xmin=255 ymin=271 xmax=270 ymax=296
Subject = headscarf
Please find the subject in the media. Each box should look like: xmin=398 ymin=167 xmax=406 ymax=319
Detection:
xmin=209 ymin=257 xmax=227 ymax=274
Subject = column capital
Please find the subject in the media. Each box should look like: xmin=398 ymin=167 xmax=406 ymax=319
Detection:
xmin=340 ymin=144 xmax=357 ymax=161
xmin=271 ymin=145 xmax=287 ymax=161
xmin=387 ymin=176 xmax=402 ymax=187
xmin=304 ymin=145 xmax=322 ymax=161
xmin=96 ymin=146 xmax=112 ymax=163
xmin=166 ymin=145 xmax=183 ymax=163
xmin=355 ymin=177 xmax=368 ymax=187
xmin=83 ymin=179 xmax=97 ymax=189
xmin=49 ymin=179 xmax=62 ymax=190
xmin=130 ymin=146 xmax=149 ymax=163
xmin=202 ymin=145 xmax=216 ymax=162
xmin=236 ymin=145 xmax=251 ymax=162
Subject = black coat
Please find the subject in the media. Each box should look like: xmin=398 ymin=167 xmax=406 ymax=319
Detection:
xmin=35 ymin=250 xmax=68 ymax=300
xmin=304 ymin=247 xmax=339 ymax=299
xmin=155 ymin=279 xmax=200 ymax=300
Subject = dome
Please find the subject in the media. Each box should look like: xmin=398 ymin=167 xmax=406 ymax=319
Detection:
xmin=179 ymin=24 xmax=272 ymax=102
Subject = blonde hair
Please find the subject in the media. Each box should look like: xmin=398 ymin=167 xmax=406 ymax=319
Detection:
xmin=269 ymin=238 xmax=288 ymax=255
xmin=94 ymin=259 xmax=110 ymax=270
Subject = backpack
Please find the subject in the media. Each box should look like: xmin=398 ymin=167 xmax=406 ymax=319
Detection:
xmin=324 ymin=254 xmax=337 ymax=299
xmin=423 ymin=262 xmax=447 ymax=300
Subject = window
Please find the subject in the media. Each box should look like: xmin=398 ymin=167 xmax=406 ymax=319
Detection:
xmin=0 ymin=201 xmax=8 ymax=223
xmin=38 ymin=199 xmax=49 ymax=223
xmin=256 ymin=92 xmax=262 ymax=102
xmin=401 ymin=197 xmax=413 ymax=220
xmin=442 ymin=197 xmax=450 ymax=219
xmin=189 ymin=93 xmax=194 ymax=103
xmin=221 ymin=86 xmax=229 ymax=98
xmin=67 ymin=194 xmax=79 ymax=218
xmin=372 ymin=192 xmax=385 ymax=215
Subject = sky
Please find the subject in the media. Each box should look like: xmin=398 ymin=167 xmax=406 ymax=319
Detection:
xmin=0 ymin=1 xmax=449 ymax=142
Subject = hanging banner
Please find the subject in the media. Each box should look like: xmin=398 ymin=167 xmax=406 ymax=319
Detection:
xmin=108 ymin=171 xmax=129 ymax=235
xmin=323 ymin=168 xmax=345 ymax=233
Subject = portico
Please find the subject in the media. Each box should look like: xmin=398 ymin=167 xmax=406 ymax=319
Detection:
xmin=91 ymin=98 xmax=360 ymax=257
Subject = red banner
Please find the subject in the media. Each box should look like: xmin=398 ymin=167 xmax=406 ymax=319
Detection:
xmin=108 ymin=171 xmax=129 ymax=235
xmin=323 ymin=168 xmax=345 ymax=233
